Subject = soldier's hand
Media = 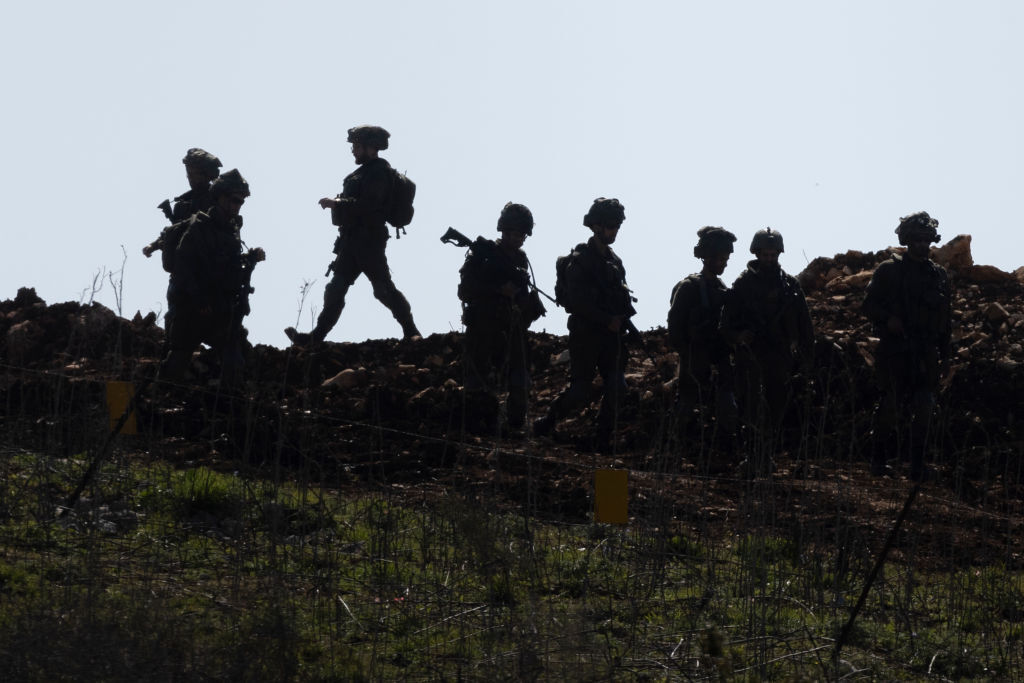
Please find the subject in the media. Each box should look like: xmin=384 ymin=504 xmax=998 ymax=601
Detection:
xmin=607 ymin=316 xmax=624 ymax=333
xmin=142 ymin=244 xmax=155 ymax=258
xmin=249 ymin=247 xmax=266 ymax=263
xmin=499 ymin=281 xmax=519 ymax=299
xmin=737 ymin=329 xmax=755 ymax=346
xmin=887 ymin=315 xmax=905 ymax=336
xmin=318 ymin=197 xmax=337 ymax=210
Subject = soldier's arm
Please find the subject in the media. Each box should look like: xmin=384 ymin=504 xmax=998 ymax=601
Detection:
xmin=171 ymin=224 xmax=210 ymax=300
xmin=332 ymin=163 xmax=391 ymax=228
xmin=457 ymin=251 xmax=496 ymax=305
xmin=667 ymin=279 xmax=697 ymax=351
xmin=861 ymin=261 xmax=897 ymax=328
xmin=564 ymin=254 xmax=613 ymax=327
xmin=719 ymin=280 xmax=752 ymax=346
xmin=792 ymin=278 xmax=815 ymax=353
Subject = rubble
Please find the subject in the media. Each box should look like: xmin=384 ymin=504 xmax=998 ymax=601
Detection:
xmin=0 ymin=235 xmax=1021 ymax=555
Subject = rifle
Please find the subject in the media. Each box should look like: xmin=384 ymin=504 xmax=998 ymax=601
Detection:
xmin=623 ymin=317 xmax=657 ymax=363
xmin=237 ymin=247 xmax=266 ymax=318
xmin=440 ymin=227 xmax=556 ymax=306
xmin=144 ymin=201 xmax=176 ymax=258
xmin=157 ymin=199 xmax=174 ymax=222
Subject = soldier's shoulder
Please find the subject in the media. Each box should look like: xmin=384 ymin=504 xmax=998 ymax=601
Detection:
xmin=670 ymin=275 xmax=701 ymax=300
xmin=365 ymin=157 xmax=393 ymax=178
xmin=871 ymin=256 xmax=903 ymax=277
xmin=675 ymin=273 xmax=703 ymax=288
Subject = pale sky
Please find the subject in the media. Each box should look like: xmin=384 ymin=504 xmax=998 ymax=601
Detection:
xmin=2 ymin=1 xmax=1021 ymax=346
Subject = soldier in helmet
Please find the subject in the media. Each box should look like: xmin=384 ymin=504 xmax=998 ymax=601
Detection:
xmin=667 ymin=226 xmax=738 ymax=449
xmin=533 ymin=198 xmax=636 ymax=449
xmin=144 ymin=148 xmax=223 ymax=258
xmin=144 ymin=148 xmax=223 ymax=340
xmin=458 ymin=203 xmax=546 ymax=434
xmin=720 ymin=228 xmax=814 ymax=450
xmin=863 ymin=211 xmax=951 ymax=481
xmin=285 ymin=125 xmax=420 ymax=344
xmin=162 ymin=169 xmax=265 ymax=385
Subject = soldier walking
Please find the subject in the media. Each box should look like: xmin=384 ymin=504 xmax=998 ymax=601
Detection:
xmin=143 ymin=148 xmax=223 ymax=338
xmin=457 ymin=203 xmax=545 ymax=434
xmin=667 ymin=226 xmax=738 ymax=450
xmin=162 ymin=170 xmax=264 ymax=385
xmin=863 ymin=211 xmax=951 ymax=481
xmin=533 ymin=198 xmax=636 ymax=449
xmin=285 ymin=125 xmax=420 ymax=344
xmin=720 ymin=228 xmax=814 ymax=451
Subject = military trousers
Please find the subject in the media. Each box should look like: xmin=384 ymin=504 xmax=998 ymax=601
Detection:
xmin=463 ymin=310 xmax=530 ymax=428
xmin=162 ymin=300 xmax=244 ymax=385
xmin=548 ymin=322 xmax=628 ymax=435
xmin=733 ymin=345 xmax=794 ymax=437
xmin=314 ymin=231 xmax=416 ymax=340
xmin=872 ymin=343 xmax=940 ymax=473
xmin=675 ymin=345 xmax=737 ymax=438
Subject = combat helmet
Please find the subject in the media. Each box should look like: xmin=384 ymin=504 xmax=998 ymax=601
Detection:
xmin=347 ymin=125 xmax=390 ymax=150
xmin=750 ymin=228 xmax=785 ymax=254
xmin=583 ymin=197 xmax=626 ymax=229
xmin=694 ymin=226 xmax=737 ymax=258
xmin=895 ymin=211 xmax=941 ymax=245
xmin=497 ymin=202 xmax=534 ymax=235
xmin=210 ymin=169 xmax=250 ymax=198
xmin=182 ymin=148 xmax=222 ymax=178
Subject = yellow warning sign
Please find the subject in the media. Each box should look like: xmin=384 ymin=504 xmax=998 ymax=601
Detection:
xmin=594 ymin=469 xmax=628 ymax=525
xmin=105 ymin=381 xmax=137 ymax=435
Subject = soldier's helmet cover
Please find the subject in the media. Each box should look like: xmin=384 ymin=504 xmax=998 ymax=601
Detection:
xmin=497 ymin=202 xmax=534 ymax=235
xmin=896 ymin=211 xmax=941 ymax=245
xmin=694 ymin=226 xmax=737 ymax=258
xmin=583 ymin=197 xmax=626 ymax=229
xmin=347 ymin=125 xmax=390 ymax=150
xmin=210 ymin=169 xmax=250 ymax=198
xmin=182 ymin=148 xmax=222 ymax=178
xmin=750 ymin=227 xmax=785 ymax=254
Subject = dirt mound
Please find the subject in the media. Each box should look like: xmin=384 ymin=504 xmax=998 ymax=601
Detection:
xmin=2 ymin=239 xmax=1023 ymax=567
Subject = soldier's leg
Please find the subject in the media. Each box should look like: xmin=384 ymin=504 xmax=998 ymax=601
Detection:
xmin=162 ymin=306 xmax=202 ymax=382
xmin=211 ymin=318 xmax=245 ymax=387
xmin=505 ymin=328 xmax=530 ymax=430
xmin=675 ymin=348 xmax=714 ymax=442
xmin=761 ymin=352 xmax=793 ymax=433
xmin=310 ymin=254 xmax=359 ymax=342
xmin=533 ymin=329 xmax=597 ymax=435
xmin=362 ymin=241 xmax=420 ymax=339
xmin=871 ymin=352 xmax=906 ymax=475
xmin=908 ymin=389 xmax=936 ymax=480
xmin=461 ymin=317 xmax=501 ymax=433
xmin=595 ymin=333 xmax=628 ymax=438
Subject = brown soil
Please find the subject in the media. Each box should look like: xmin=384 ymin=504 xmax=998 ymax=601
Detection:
xmin=2 ymin=236 xmax=1023 ymax=571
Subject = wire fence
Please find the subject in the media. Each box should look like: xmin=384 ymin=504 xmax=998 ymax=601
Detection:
xmin=0 ymin=331 xmax=1023 ymax=680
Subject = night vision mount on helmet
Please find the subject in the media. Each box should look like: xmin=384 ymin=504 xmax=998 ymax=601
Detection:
xmin=750 ymin=228 xmax=785 ymax=254
xmin=896 ymin=211 xmax=941 ymax=245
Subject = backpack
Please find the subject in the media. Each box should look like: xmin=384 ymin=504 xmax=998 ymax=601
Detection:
xmin=554 ymin=245 xmax=583 ymax=311
xmin=387 ymin=168 xmax=416 ymax=235
xmin=159 ymin=219 xmax=192 ymax=273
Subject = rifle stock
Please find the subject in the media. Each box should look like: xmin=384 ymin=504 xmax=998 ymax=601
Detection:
xmin=157 ymin=199 xmax=173 ymax=222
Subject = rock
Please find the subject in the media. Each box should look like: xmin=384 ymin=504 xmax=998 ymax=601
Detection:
xmin=7 ymin=320 xmax=43 ymax=365
xmin=824 ymin=270 xmax=872 ymax=294
xmin=931 ymin=234 xmax=974 ymax=271
xmin=322 ymin=368 xmax=360 ymax=389
xmin=984 ymin=303 xmax=1011 ymax=324
xmin=960 ymin=265 xmax=1015 ymax=285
